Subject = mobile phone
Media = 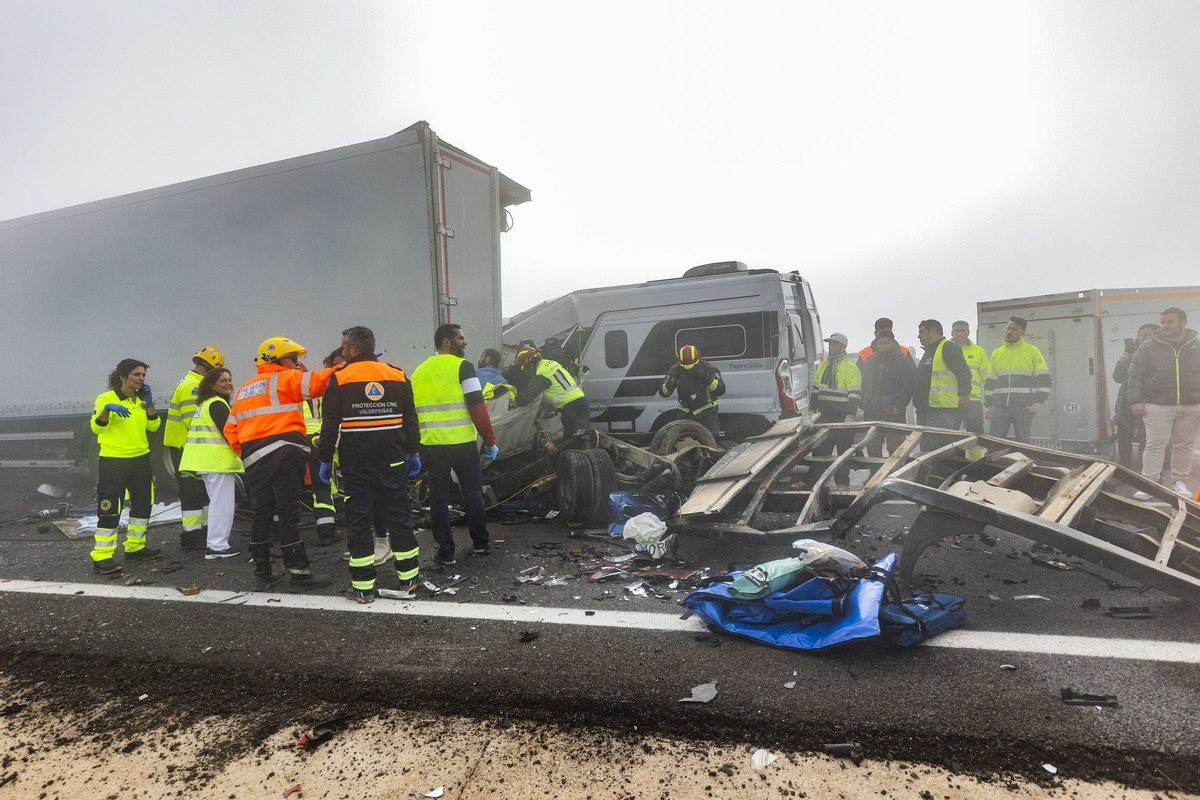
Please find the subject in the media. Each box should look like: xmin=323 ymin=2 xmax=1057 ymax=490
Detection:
xmin=1124 ymin=338 xmax=1136 ymax=353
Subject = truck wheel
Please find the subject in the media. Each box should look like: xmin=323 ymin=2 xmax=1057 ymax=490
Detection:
xmin=586 ymin=448 xmax=617 ymax=524
xmin=649 ymin=420 xmax=718 ymax=483
xmin=557 ymin=449 xmax=594 ymax=525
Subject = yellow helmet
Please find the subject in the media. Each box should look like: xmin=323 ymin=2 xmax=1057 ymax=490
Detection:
xmin=256 ymin=337 xmax=306 ymax=365
xmin=193 ymin=346 xmax=224 ymax=370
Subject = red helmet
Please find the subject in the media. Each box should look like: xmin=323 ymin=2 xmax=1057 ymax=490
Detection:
xmin=679 ymin=345 xmax=700 ymax=369
xmin=517 ymin=347 xmax=539 ymax=368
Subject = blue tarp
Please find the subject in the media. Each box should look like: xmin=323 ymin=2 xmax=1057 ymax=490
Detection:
xmin=684 ymin=553 xmax=901 ymax=651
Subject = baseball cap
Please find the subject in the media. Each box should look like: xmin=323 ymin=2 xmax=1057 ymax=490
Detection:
xmin=824 ymin=333 xmax=849 ymax=346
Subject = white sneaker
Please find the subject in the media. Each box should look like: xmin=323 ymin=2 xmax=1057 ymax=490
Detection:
xmin=373 ymin=537 xmax=392 ymax=566
xmin=1175 ymin=481 xmax=1189 ymax=495
xmin=1132 ymin=490 xmax=1154 ymax=501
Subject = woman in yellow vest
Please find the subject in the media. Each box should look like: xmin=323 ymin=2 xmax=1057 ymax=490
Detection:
xmin=180 ymin=368 xmax=244 ymax=559
xmin=89 ymin=358 xmax=162 ymax=574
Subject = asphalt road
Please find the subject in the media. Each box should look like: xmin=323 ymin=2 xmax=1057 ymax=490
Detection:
xmin=1 ymin=471 xmax=1197 ymax=793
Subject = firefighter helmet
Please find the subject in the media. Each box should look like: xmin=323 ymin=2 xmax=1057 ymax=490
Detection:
xmin=256 ymin=337 xmax=306 ymax=365
xmin=516 ymin=347 xmax=540 ymax=368
xmin=193 ymin=346 xmax=224 ymax=370
xmin=679 ymin=345 xmax=701 ymax=369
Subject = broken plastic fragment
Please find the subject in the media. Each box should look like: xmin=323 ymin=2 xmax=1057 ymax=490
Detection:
xmin=751 ymin=749 xmax=778 ymax=769
xmin=296 ymin=714 xmax=351 ymax=748
xmin=1042 ymin=763 xmax=1057 ymax=774
xmin=425 ymin=788 xmax=444 ymax=798
xmin=377 ymin=588 xmax=416 ymax=600
xmin=784 ymin=681 xmax=796 ymax=689
xmin=679 ymin=681 xmax=718 ymax=704
xmin=1000 ymin=664 xmax=1017 ymax=670
xmin=824 ymin=742 xmax=863 ymax=765
xmin=282 ymin=786 xmax=301 ymax=798
xmin=518 ymin=630 xmax=540 ymax=643
xmin=1013 ymin=594 xmax=1048 ymax=601
xmin=1061 ymin=687 xmax=1118 ymax=706
xmin=498 ymin=711 xmax=513 ymax=729
xmin=178 ymin=585 xmax=201 ymax=596
xmin=1105 ymin=606 xmax=1155 ymax=619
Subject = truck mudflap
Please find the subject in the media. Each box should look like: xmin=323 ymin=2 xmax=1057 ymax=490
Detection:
xmin=675 ymin=421 xmax=1200 ymax=605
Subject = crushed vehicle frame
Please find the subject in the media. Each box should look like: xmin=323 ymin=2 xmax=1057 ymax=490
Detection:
xmin=675 ymin=419 xmax=1200 ymax=604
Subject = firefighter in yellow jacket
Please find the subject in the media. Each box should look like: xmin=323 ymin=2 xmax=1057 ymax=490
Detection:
xmin=164 ymin=346 xmax=224 ymax=551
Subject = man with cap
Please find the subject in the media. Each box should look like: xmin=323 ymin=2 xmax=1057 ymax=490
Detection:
xmin=812 ymin=333 xmax=862 ymax=463
xmin=658 ymin=344 xmax=726 ymax=439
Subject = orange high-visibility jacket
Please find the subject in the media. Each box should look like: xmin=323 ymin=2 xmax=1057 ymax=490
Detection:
xmin=224 ymin=363 xmax=334 ymax=467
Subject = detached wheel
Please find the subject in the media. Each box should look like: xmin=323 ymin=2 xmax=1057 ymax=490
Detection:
xmin=557 ymin=449 xmax=594 ymax=526
xmin=650 ymin=420 xmax=718 ymax=483
xmin=586 ymin=448 xmax=617 ymax=524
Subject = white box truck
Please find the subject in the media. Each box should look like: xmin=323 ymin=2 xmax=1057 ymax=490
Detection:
xmin=977 ymin=287 xmax=1200 ymax=452
xmin=501 ymin=262 xmax=824 ymax=442
xmin=0 ymin=121 xmax=530 ymax=468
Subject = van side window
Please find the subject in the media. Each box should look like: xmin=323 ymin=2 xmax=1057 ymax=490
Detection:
xmin=677 ymin=325 xmax=747 ymax=359
xmin=605 ymin=330 xmax=629 ymax=368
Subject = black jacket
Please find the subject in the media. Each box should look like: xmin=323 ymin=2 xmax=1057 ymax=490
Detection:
xmin=1128 ymin=329 xmax=1200 ymax=406
xmin=861 ymin=349 xmax=914 ymax=420
xmin=318 ymin=354 xmax=420 ymax=466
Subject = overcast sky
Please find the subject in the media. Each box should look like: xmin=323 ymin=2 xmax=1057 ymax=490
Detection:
xmin=3 ymin=1 xmax=1198 ymax=349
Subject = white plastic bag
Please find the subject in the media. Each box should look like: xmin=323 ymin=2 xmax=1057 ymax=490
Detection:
xmin=622 ymin=512 xmax=667 ymax=544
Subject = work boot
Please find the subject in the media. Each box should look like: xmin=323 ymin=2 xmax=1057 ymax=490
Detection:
xmin=180 ymin=530 xmax=205 ymax=550
xmin=287 ymin=570 xmax=332 ymax=591
xmin=372 ymin=536 xmax=392 ymax=566
xmin=345 ymin=587 xmax=377 ymax=604
xmin=316 ymin=523 xmax=339 ymax=546
xmin=250 ymin=541 xmax=273 ymax=577
xmin=126 ymin=547 xmax=162 ymax=561
xmin=93 ymin=558 xmax=122 ymax=574
xmin=252 ymin=571 xmax=286 ymax=592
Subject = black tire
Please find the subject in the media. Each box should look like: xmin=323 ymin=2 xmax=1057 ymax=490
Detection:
xmin=557 ymin=449 xmax=594 ymax=525
xmin=585 ymin=448 xmax=617 ymax=524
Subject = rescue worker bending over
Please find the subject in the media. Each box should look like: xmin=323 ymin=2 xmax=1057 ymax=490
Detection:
xmin=164 ymin=346 xmax=224 ymax=551
xmin=657 ymin=344 xmax=725 ymax=439
xmin=514 ymin=347 xmax=590 ymax=436
xmin=225 ymin=337 xmax=336 ymax=592
xmin=318 ymin=326 xmax=421 ymax=603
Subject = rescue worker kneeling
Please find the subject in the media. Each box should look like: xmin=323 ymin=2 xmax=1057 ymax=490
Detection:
xmin=658 ymin=344 xmax=725 ymax=439
xmin=318 ymin=326 xmax=422 ymax=603
xmin=514 ymin=347 xmax=590 ymax=435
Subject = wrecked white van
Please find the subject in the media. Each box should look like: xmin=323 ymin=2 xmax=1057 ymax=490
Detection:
xmin=501 ymin=262 xmax=823 ymax=441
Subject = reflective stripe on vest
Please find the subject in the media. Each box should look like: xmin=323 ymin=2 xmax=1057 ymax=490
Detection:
xmin=959 ymin=342 xmax=987 ymax=402
xmin=179 ymin=397 xmax=244 ymax=473
xmin=537 ymin=360 xmax=584 ymax=408
xmin=412 ymin=354 xmax=477 ymax=445
xmin=929 ymin=340 xmax=958 ymax=408
xmin=164 ymin=371 xmax=203 ymax=447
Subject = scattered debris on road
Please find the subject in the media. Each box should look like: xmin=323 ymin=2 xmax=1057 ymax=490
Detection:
xmin=1062 ymin=688 xmax=1118 ymax=706
xmin=824 ymin=741 xmax=864 ymax=765
xmin=679 ymin=681 xmax=718 ymax=704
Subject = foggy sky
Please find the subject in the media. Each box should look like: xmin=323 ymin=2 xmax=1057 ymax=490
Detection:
xmin=2 ymin=0 xmax=1198 ymax=351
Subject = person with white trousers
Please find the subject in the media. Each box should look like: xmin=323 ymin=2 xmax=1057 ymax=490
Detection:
xmin=180 ymin=368 xmax=244 ymax=558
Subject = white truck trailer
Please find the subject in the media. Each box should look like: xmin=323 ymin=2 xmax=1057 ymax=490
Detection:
xmin=977 ymin=287 xmax=1200 ymax=453
xmin=0 ymin=121 xmax=530 ymax=469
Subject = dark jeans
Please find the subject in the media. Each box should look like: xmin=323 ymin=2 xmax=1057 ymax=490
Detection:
xmin=990 ymin=404 xmax=1033 ymax=444
xmin=424 ymin=441 xmax=489 ymax=558
xmin=957 ymin=401 xmax=985 ymax=434
xmin=917 ymin=408 xmax=958 ymax=430
xmin=247 ymin=445 xmax=308 ymax=571
xmin=342 ymin=461 xmax=418 ymax=585
xmin=1115 ymin=410 xmax=1146 ymax=469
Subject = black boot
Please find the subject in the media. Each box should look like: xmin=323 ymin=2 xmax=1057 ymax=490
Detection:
xmin=281 ymin=541 xmax=331 ymax=591
xmin=316 ymin=523 xmax=339 ymax=546
xmin=180 ymin=530 xmax=205 ymax=550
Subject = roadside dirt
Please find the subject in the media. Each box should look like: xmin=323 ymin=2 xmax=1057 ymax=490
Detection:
xmin=0 ymin=658 xmax=1192 ymax=800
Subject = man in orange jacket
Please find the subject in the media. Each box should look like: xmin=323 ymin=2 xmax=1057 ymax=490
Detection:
xmin=225 ymin=336 xmax=337 ymax=592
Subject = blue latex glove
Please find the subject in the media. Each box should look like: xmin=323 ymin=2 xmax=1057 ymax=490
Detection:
xmin=317 ymin=462 xmax=333 ymax=485
xmin=103 ymin=403 xmax=131 ymax=419
xmin=483 ymin=444 xmax=499 ymax=462
xmin=138 ymin=383 xmax=153 ymax=403
xmin=407 ymin=454 xmax=422 ymax=477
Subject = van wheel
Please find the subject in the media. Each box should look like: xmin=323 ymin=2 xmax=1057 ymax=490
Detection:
xmin=649 ymin=421 xmax=718 ymax=483
xmin=586 ymin=448 xmax=616 ymax=523
xmin=557 ymin=449 xmax=594 ymax=525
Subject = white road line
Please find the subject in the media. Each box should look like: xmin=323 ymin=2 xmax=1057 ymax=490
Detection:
xmin=4 ymin=579 xmax=1200 ymax=663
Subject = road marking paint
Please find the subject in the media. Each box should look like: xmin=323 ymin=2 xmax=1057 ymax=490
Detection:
xmin=4 ymin=579 xmax=1200 ymax=663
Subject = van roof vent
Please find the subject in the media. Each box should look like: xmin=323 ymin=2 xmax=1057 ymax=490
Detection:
xmin=682 ymin=261 xmax=749 ymax=278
